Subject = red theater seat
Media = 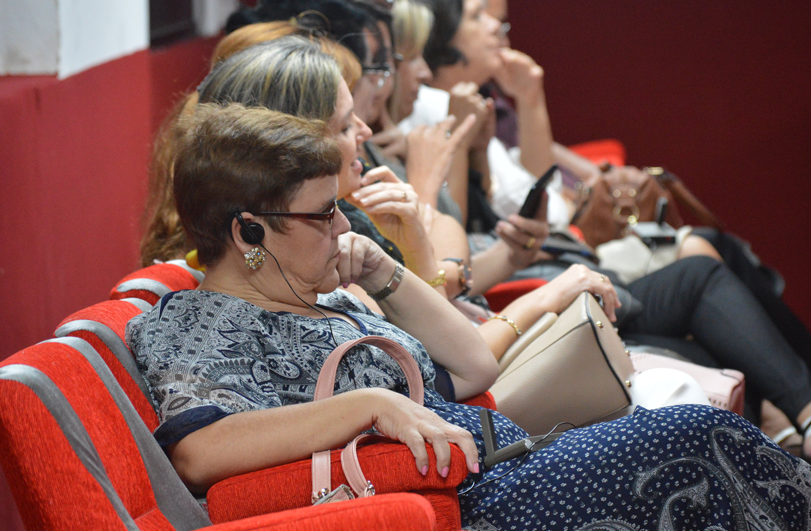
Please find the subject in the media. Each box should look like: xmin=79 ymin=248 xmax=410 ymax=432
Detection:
xmin=110 ymin=259 xmax=204 ymax=305
xmin=567 ymin=139 xmax=627 ymax=167
xmin=48 ymin=299 xmax=471 ymax=531
xmin=0 ymin=339 xmax=439 ymax=531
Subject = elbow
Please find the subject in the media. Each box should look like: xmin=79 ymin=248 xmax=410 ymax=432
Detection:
xmin=169 ymin=439 xmax=223 ymax=495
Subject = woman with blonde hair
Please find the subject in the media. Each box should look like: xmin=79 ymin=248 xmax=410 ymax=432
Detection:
xmin=139 ymin=18 xmax=361 ymax=267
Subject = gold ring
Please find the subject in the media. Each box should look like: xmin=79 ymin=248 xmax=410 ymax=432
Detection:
xmin=401 ymin=190 xmax=408 ymax=202
xmin=599 ymin=275 xmax=606 ymax=283
xmin=524 ymin=236 xmax=536 ymax=250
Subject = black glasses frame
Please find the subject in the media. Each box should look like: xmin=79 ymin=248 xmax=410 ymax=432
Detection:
xmin=255 ymin=200 xmax=338 ymax=227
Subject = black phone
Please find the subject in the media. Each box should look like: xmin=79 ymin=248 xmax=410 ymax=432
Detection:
xmin=479 ymin=409 xmax=567 ymax=470
xmin=518 ymin=164 xmax=558 ymax=218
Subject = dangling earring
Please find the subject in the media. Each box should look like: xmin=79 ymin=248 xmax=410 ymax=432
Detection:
xmin=244 ymin=247 xmax=266 ymax=270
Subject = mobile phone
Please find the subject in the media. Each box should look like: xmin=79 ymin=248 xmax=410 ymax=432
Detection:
xmin=479 ymin=409 xmax=566 ymax=470
xmin=631 ymin=222 xmax=678 ymax=247
xmin=541 ymin=234 xmax=597 ymax=260
xmin=518 ymin=164 xmax=558 ymax=219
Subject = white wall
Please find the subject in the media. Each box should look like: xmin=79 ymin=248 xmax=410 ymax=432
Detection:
xmin=58 ymin=0 xmax=149 ymax=79
xmin=0 ymin=0 xmax=234 ymax=78
xmin=0 ymin=0 xmax=60 ymax=75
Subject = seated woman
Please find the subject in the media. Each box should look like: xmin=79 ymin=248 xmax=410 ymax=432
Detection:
xmin=403 ymin=0 xmax=811 ymax=441
xmin=127 ymin=100 xmax=811 ymax=530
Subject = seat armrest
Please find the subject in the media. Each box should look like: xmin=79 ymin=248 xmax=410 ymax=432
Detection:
xmin=205 ymin=493 xmax=436 ymax=531
xmin=207 ymin=442 xmax=467 ymax=523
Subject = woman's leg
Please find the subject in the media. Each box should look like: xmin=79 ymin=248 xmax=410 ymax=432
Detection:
xmin=451 ymin=404 xmax=810 ymax=530
xmin=622 ymin=256 xmax=811 ymax=427
xmin=693 ymin=228 xmax=811 ymax=368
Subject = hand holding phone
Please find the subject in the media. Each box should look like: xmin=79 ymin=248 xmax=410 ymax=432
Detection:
xmin=518 ymin=164 xmax=557 ymax=219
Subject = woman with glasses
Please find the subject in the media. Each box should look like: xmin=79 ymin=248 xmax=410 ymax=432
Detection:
xmin=128 ymin=92 xmax=811 ymax=531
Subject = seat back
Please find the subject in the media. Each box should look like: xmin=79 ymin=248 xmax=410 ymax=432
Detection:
xmin=111 ymin=260 xmax=204 ymax=305
xmin=54 ymin=299 xmax=159 ymax=431
xmin=0 ymin=338 xmax=211 ymax=531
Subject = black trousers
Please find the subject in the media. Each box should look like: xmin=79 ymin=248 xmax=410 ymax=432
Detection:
xmin=620 ymin=256 xmax=811 ymax=424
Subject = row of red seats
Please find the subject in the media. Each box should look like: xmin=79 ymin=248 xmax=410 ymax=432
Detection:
xmin=0 ymin=139 xmax=625 ymax=529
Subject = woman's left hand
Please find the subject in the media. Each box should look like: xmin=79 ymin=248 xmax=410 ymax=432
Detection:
xmin=335 ymin=232 xmax=395 ymax=294
xmin=348 ymin=167 xmax=430 ymax=255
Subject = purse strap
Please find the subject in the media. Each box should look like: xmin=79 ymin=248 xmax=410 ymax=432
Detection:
xmin=649 ymin=167 xmax=725 ymax=230
xmin=311 ymin=336 xmax=425 ymax=502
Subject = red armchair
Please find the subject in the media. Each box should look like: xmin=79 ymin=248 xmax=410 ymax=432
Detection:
xmin=110 ymin=260 xmax=203 ymax=304
xmin=54 ymin=300 xmax=472 ymax=530
xmin=0 ymin=339 xmax=438 ymax=530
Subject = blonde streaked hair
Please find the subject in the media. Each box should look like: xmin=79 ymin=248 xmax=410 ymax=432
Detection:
xmin=211 ymin=19 xmax=362 ymax=91
xmin=198 ymin=36 xmax=343 ymax=123
xmin=392 ymin=0 xmax=434 ymax=60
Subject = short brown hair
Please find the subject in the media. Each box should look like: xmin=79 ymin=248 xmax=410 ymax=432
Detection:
xmin=173 ymin=103 xmax=342 ymax=265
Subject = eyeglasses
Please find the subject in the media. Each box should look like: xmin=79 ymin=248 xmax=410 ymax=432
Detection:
xmin=255 ymin=200 xmax=338 ymax=229
xmin=361 ymin=64 xmax=392 ymax=89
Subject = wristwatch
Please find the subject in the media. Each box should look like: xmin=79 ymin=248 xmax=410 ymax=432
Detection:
xmin=444 ymin=258 xmax=473 ymax=297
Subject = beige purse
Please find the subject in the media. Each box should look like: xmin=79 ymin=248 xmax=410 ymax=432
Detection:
xmin=490 ymin=292 xmax=635 ymax=436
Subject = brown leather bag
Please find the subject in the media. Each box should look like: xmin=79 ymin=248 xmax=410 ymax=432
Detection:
xmin=573 ymin=166 xmax=723 ymax=248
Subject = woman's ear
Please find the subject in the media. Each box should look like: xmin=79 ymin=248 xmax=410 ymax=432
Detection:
xmin=230 ymin=213 xmax=264 ymax=253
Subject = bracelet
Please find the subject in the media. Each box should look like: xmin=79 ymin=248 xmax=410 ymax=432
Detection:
xmin=368 ymin=262 xmax=405 ymax=302
xmin=488 ymin=314 xmax=523 ymax=337
xmin=427 ymin=269 xmax=447 ymax=288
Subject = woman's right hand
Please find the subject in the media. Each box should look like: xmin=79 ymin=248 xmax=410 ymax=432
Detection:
xmin=336 ymin=232 xmax=395 ymax=295
xmin=405 ymin=114 xmax=478 ymax=201
xmin=369 ymin=389 xmax=480 ymax=476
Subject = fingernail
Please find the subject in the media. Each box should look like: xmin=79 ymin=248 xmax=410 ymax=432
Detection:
xmin=341 ymin=282 xmax=349 ymax=288
xmin=473 ymin=463 xmax=480 ymax=473
xmin=420 ymin=465 xmax=429 ymax=476
xmin=440 ymin=466 xmax=449 ymax=478
xmin=350 ymin=278 xmax=356 ymax=284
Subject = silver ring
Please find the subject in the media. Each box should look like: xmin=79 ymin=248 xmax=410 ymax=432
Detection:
xmin=445 ymin=130 xmax=452 ymax=139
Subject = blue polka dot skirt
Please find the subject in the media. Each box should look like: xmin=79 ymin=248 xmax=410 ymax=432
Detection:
xmin=426 ymin=398 xmax=811 ymax=530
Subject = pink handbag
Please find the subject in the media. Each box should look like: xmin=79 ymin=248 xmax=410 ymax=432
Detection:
xmin=629 ymin=352 xmax=745 ymax=415
xmin=311 ymin=336 xmax=425 ymax=504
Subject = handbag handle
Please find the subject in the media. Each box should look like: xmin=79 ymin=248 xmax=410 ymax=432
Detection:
xmin=311 ymin=336 xmax=425 ymax=502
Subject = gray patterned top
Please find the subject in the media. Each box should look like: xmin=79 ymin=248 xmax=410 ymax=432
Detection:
xmin=126 ymin=289 xmax=436 ymax=446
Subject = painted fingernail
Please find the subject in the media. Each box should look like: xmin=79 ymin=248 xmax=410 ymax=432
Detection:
xmin=420 ymin=465 xmax=429 ymax=476
xmin=341 ymin=282 xmax=349 ymax=288
xmin=440 ymin=466 xmax=449 ymax=478
xmin=473 ymin=463 xmax=480 ymax=473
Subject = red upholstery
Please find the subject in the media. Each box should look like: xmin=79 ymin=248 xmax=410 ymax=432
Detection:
xmin=46 ymin=299 xmax=470 ymax=529
xmin=0 ymin=341 xmax=437 ymax=531
xmin=567 ymin=139 xmax=627 ymax=167
xmin=483 ymin=279 xmax=549 ymax=313
xmin=110 ymin=262 xmax=201 ymax=305
xmin=54 ymin=299 xmax=159 ymax=430
xmin=459 ymin=391 xmax=497 ymax=410
xmin=208 ymin=442 xmax=467 ymax=526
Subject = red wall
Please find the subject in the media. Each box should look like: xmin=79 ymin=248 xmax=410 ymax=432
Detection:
xmin=0 ymin=37 xmax=216 ymax=531
xmin=509 ymin=0 xmax=811 ymax=325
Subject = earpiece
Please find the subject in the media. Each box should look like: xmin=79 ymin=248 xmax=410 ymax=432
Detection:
xmin=232 ymin=210 xmax=337 ymax=347
xmin=234 ymin=212 xmax=265 ymax=245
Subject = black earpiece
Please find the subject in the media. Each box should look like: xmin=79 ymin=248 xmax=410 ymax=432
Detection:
xmin=234 ymin=212 xmax=265 ymax=245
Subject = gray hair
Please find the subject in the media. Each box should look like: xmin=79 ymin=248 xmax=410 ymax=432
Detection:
xmin=198 ymin=35 xmax=343 ymax=122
